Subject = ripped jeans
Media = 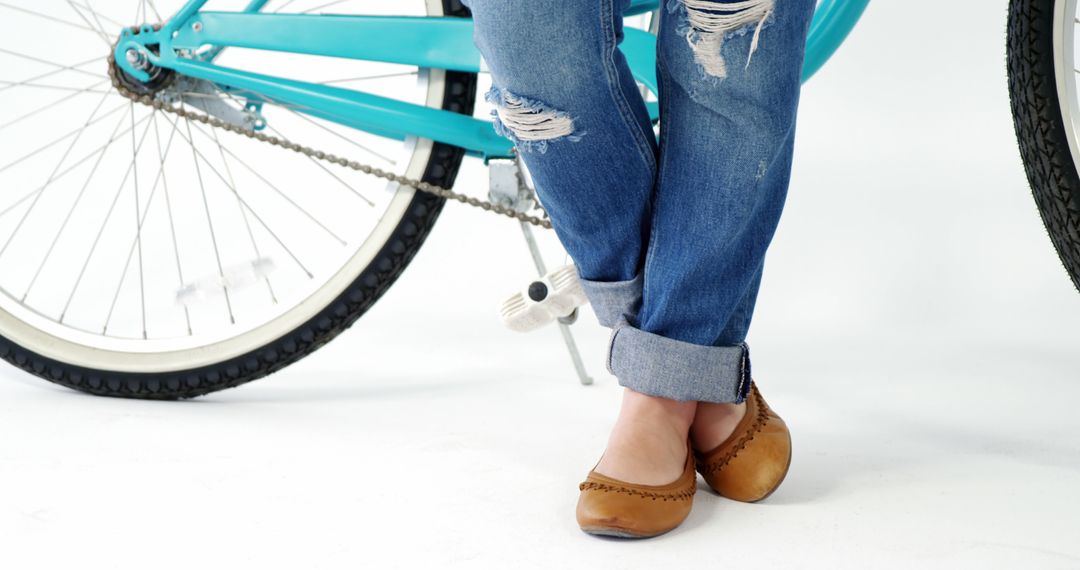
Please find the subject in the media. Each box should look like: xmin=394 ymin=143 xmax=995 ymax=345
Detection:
xmin=461 ymin=0 xmax=816 ymax=404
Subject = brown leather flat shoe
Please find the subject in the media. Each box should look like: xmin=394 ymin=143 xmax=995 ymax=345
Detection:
xmin=693 ymin=381 xmax=792 ymax=502
xmin=575 ymin=436 xmax=697 ymax=539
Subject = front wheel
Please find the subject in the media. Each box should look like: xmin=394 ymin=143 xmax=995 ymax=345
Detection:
xmin=0 ymin=0 xmax=478 ymax=399
xmin=1008 ymin=0 xmax=1080 ymax=291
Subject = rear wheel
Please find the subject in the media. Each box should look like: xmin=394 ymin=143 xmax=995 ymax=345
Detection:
xmin=0 ymin=0 xmax=478 ymax=398
xmin=1008 ymin=0 xmax=1080 ymax=291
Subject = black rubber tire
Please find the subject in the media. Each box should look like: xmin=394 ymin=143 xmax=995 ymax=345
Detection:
xmin=0 ymin=0 xmax=479 ymax=400
xmin=1008 ymin=0 xmax=1080 ymax=292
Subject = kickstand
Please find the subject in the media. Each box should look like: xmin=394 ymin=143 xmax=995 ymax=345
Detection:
xmin=488 ymin=156 xmax=593 ymax=386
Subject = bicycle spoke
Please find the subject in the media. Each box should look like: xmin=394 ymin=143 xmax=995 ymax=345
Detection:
xmin=218 ymin=86 xmax=330 ymax=118
xmin=72 ymin=1 xmax=124 ymax=28
xmin=273 ymin=0 xmax=301 ymax=14
xmin=301 ymin=0 xmax=351 ymax=15
xmin=131 ymin=103 xmax=148 ymax=338
xmin=190 ymin=120 xmax=350 ymax=243
xmin=0 ymin=56 xmax=106 ymax=97
xmin=182 ymin=86 xmax=398 ymax=169
xmin=0 ymin=80 xmax=113 ymax=95
xmin=19 ymin=110 xmax=131 ymax=303
xmin=284 ymin=107 xmax=396 ymax=164
xmin=181 ymin=118 xmax=236 ymax=325
xmin=144 ymin=0 xmax=163 ymax=22
xmin=0 ymin=112 xmax=151 ymax=219
xmin=0 ymin=50 xmax=103 ymax=86
xmin=64 ymin=1 xmax=112 ymax=45
xmin=0 ymin=79 xmax=113 ymax=134
xmin=0 ymin=90 xmax=114 ymax=261
xmin=216 ymin=85 xmax=419 ymax=140
xmin=209 ymin=128 xmax=279 ymax=304
xmin=0 ymin=2 xmax=99 ymax=33
xmin=214 ymin=87 xmax=421 ymax=160
xmin=320 ymin=71 xmax=419 ymax=85
xmin=72 ymin=0 xmax=115 ymax=43
xmin=177 ymin=90 xmax=319 ymax=113
xmin=0 ymin=0 xmax=454 ymax=355
xmin=177 ymin=118 xmax=316 ymax=280
xmin=59 ymin=116 xmax=156 ymax=324
xmin=258 ymin=124 xmax=375 ymax=209
xmin=205 ymin=86 xmax=400 ymax=168
xmin=151 ymin=112 xmax=193 ymax=335
xmin=0 ymin=102 xmax=127 ymax=174
xmin=102 ymin=108 xmax=179 ymax=337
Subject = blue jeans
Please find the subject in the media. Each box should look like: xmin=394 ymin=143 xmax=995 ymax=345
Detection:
xmin=461 ymin=0 xmax=816 ymax=403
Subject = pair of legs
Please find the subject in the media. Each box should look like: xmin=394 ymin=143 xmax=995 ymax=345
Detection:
xmin=463 ymin=0 xmax=816 ymax=483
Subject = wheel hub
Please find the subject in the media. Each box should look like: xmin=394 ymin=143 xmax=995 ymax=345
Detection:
xmin=109 ymin=25 xmax=175 ymax=96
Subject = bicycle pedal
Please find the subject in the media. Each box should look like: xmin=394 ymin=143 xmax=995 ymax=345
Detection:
xmin=499 ymin=264 xmax=588 ymax=332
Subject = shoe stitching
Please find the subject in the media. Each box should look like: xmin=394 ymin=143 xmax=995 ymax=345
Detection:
xmin=695 ymin=384 xmax=772 ymax=477
xmin=578 ymin=480 xmax=697 ymax=501
xmin=580 ymin=449 xmax=697 ymax=501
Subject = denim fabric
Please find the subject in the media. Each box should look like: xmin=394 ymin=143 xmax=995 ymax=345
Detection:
xmin=462 ymin=0 xmax=815 ymax=403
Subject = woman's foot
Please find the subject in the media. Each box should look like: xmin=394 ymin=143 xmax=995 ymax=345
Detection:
xmin=689 ymin=400 xmax=747 ymax=454
xmin=691 ymin=383 xmax=793 ymax=502
xmin=576 ymin=388 xmax=698 ymax=538
xmin=592 ymin=388 xmax=696 ymax=485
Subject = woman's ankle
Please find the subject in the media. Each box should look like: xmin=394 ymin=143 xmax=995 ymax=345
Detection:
xmin=619 ymin=388 xmax=697 ymax=433
xmin=689 ymin=400 xmax=747 ymax=452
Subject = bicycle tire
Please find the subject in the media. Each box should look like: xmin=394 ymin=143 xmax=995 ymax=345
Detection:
xmin=0 ymin=0 xmax=479 ymax=399
xmin=1008 ymin=0 xmax=1080 ymax=292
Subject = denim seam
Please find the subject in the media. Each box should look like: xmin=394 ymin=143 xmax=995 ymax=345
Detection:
xmin=600 ymin=0 xmax=658 ymax=174
xmin=708 ymin=257 xmax=763 ymax=346
xmin=605 ymin=325 xmax=621 ymax=375
xmin=640 ymin=54 xmax=674 ymax=316
xmin=737 ymin=342 xmax=751 ymax=402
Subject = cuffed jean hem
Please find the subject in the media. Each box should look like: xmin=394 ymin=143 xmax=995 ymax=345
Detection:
xmin=604 ymin=316 xmax=753 ymax=404
xmin=578 ymin=270 xmax=644 ymax=328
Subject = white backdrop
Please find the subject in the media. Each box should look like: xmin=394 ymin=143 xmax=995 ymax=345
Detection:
xmin=1 ymin=1 xmax=1078 ymax=568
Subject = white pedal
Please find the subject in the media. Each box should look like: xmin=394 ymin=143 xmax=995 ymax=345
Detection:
xmin=499 ymin=264 xmax=588 ymax=332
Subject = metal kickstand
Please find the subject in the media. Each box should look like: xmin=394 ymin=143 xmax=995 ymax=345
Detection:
xmin=488 ymin=157 xmax=593 ymax=386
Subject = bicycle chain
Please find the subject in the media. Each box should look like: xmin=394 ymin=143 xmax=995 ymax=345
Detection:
xmin=107 ymin=54 xmax=554 ymax=229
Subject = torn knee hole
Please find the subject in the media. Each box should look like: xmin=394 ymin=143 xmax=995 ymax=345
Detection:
xmin=484 ymin=86 xmax=583 ymax=153
xmin=668 ymin=0 xmax=775 ymax=79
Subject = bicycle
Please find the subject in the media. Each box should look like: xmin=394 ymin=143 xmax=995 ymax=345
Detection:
xmin=8 ymin=0 xmax=1064 ymax=401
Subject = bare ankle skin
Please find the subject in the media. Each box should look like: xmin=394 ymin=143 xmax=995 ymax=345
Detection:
xmin=689 ymin=400 xmax=747 ymax=454
xmin=592 ymin=388 xmax=697 ymax=485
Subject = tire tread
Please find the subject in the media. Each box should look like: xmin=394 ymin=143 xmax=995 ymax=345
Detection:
xmin=1008 ymin=0 xmax=1080 ymax=291
xmin=0 ymin=0 xmax=479 ymax=399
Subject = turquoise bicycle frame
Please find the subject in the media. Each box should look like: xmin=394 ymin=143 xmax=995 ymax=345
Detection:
xmin=115 ymin=0 xmax=869 ymax=161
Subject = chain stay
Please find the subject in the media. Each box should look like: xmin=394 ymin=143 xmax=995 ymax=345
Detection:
xmin=107 ymin=54 xmax=553 ymax=229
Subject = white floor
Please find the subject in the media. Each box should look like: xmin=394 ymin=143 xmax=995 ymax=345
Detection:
xmin=2 ymin=1 xmax=1079 ymax=568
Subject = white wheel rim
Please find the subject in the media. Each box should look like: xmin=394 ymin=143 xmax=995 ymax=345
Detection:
xmin=0 ymin=0 xmax=456 ymax=373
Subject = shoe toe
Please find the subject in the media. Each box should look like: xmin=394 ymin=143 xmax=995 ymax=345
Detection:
xmin=575 ymin=483 xmax=693 ymax=538
xmin=695 ymin=382 xmax=793 ymax=503
xmin=575 ymin=437 xmax=697 ymax=538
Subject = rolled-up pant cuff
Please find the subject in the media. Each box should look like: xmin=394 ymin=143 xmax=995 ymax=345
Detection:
xmin=577 ymin=270 xmax=644 ymax=328
xmin=605 ymin=316 xmax=753 ymax=404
